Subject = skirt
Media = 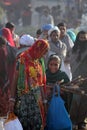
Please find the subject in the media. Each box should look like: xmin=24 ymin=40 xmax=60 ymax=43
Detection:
xmin=14 ymin=88 xmax=42 ymax=130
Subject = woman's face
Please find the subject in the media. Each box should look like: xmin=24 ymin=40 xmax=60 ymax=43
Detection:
xmin=50 ymin=31 xmax=60 ymax=43
xmin=79 ymin=33 xmax=87 ymax=42
xmin=48 ymin=59 xmax=60 ymax=73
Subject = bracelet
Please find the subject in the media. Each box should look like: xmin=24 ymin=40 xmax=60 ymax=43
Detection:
xmin=43 ymin=99 xmax=48 ymax=104
xmin=9 ymin=98 xmax=16 ymax=102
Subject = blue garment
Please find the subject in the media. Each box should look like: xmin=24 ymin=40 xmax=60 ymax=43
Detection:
xmin=42 ymin=24 xmax=53 ymax=31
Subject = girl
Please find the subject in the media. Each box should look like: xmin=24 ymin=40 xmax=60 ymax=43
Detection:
xmin=46 ymin=55 xmax=72 ymax=112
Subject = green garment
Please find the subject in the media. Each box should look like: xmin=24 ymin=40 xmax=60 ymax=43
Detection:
xmin=39 ymin=57 xmax=46 ymax=75
xmin=17 ymin=63 xmax=25 ymax=96
xmin=46 ymin=69 xmax=72 ymax=112
xmin=46 ymin=69 xmax=70 ymax=84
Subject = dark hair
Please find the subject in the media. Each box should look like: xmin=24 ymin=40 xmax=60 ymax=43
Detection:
xmin=5 ymin=22 xmax=15 ymax=29
xmin=72 ymin=30 xmax=87 ymax=53
xmin=57 ymin=22 xmax=67 ymax=27
xmin=72 ymin=30 xmax=87 ymax=61
xmin=36 ymin=29 xmax=42 ymax=35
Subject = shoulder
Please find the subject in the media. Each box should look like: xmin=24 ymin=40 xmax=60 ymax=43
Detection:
xmin=60 ymin=71 xmax=70 ymax=82
xmin=59 ymin=40 xmax=67 ymax=49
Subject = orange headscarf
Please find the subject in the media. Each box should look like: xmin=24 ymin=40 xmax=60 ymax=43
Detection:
xmin=23 ymin=39 xmax=49 ymax=60
xmin=20 ymin=39 xmax=49 ymax=89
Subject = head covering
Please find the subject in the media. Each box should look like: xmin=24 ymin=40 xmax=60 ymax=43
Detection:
xmin=19 ymin=39 xmax=49 ymax=89
xmin=0 ymin=28 xmax=15 ymax=47
xmin=42 ymin=24 xmax=53 ymax=31
xmin=46 ymin=55 xmax=70 ymax=84
xmin=22 ymin=39 xmax=49 ymax=60
xmin=30 ymin=39 xmax=49 ymax=59
xmin=48 ymin=26 xmax=60 ymax=36
xmin=67 ymin=30 xmax=76 ymax=43
xmin=48 ymin=54 xmax=61 ymax=67
xmin=19 ymin=34 xmax=35 ymax=46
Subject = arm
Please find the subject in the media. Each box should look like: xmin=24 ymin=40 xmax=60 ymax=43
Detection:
xmin=9 ymin=61 xmax=19 ymax=112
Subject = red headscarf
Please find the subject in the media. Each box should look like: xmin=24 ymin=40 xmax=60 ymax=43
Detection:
xmin=20 ymin=39 xmax=49 ymax=89
xmin=2 ymin=28 xmax=15 ymax=47
xmin=22 ymin=39 xmax=49 ymax=60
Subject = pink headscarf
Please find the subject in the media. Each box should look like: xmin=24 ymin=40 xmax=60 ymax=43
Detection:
xmin=1 ymin=27 xmax=15 ymax=47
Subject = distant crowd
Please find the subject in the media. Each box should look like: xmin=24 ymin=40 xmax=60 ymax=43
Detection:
xmin=0 ymin=19 xmax=87 ymax=130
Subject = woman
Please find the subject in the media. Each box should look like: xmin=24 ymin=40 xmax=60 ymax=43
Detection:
xmin=0 ymin=36 xmax=11 ymax=116
xmin=9 ymin=39 xmax=49 ymax=130
xmin=70 ymin=31 xmax=87 ymax=129
xmin=0 ymin=27 xmax=17 ymax=92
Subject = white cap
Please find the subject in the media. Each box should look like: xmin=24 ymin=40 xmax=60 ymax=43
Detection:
xmin=48 ymin=26 xmax=60 ymax=36
xmin=19 ymin=34 xmax=35 ymax=46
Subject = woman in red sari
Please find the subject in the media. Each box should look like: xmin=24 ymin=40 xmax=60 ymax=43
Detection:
xmin=9 ymin=39 xmax=49 ymax=130
xmin=0 ymin=36 xmax=11 ymax=116
xmin=0 ymin=28 xmax=17 ymax=116
xmin=0 ymin=27 xmax=17 ymax=90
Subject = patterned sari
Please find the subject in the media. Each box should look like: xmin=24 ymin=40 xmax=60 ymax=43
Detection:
xmin=15 ymin=39 xmax=49 ymax=130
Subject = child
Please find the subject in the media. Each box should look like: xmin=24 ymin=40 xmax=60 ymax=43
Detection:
xmin=46 ymin=54 xmax=72 ymax=112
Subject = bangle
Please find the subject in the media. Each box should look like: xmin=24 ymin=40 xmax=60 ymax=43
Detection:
xmin=43 ymin=99 xmax=48 ymax=104
xmin=9 ymin=98 xmax=16 ymax=102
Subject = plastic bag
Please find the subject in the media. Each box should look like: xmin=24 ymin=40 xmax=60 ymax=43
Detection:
xmin=0 ymin=117 xmax=6 ymax=130
xmin=4 ymin=112 xmax=23 ymax=130
xmin=46 ymin=85 xmax=72 ymax=130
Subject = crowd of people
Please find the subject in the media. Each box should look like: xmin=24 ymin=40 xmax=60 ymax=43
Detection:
xmin=0 ymin=20 xmax=87 ymax=130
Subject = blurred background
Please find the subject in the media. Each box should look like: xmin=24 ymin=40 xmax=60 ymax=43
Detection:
xmin=0 ymin=0 xmax=87 ymax=35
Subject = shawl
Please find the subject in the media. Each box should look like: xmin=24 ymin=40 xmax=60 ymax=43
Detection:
xmin=70 ymin=46 xmax=87 ymax=79
xmin=19 ymin=39 xmax=49 ymax=91
xmin=0 ymin=28 xmax=15 ymax=47
xmin=46 ymin=69 xmax=70 ymax=84
xmin=60 ymin=34 xmax=74 ymax=51
xmin=48 ymin=40 xmax=67 ymax=59
xmin=0 ymin=46 xmax=7 ymax=88
xmin=0 ymin=62 xmax=10 ymax=116
xmin=24 ymin=39 xmax=49 ymax=60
